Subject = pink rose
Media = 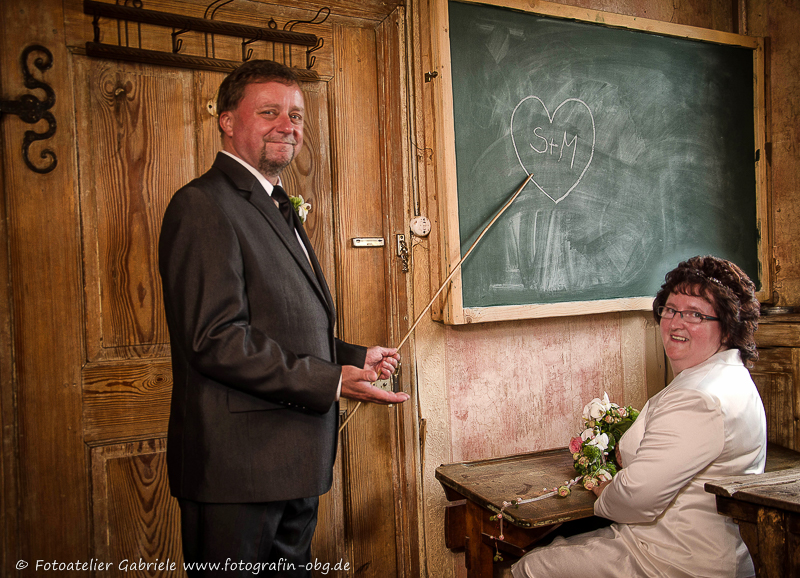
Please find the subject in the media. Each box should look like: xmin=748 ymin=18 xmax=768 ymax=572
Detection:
xmin=557 ymin=485 xmax=571 ymax=497
xmin=583 ymin=477 xmax=597 ymax=491
xmin=569 ymin=436 xmax=583 ymax=454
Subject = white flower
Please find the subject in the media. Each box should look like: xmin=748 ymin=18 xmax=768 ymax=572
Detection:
xmin=580 ymin=427 xmax=596 ymax=442
xmin=290 ymin=195 xmax=312 ymax=223
xmin=587 ymin=433 xmax=609 ymax=451
xmin=582 ymin=392 xmax=613 ymax=420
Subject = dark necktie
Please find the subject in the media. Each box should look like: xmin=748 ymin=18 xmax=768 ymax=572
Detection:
xmin=271 ymin=185 xmax=293 ymax=226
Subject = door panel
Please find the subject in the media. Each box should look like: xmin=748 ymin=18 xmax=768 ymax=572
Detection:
xmin=90 ymin=440 xmax=183 ymax=569
xmin=77 ymin=58 xmax=193 ymax=363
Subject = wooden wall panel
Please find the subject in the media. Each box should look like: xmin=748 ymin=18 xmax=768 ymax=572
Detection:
xmin=1 ymin=0 xmax=89 ymax=567
xmin=750 ymin=317 xmax=800 ymax=451
xmin=0 ymin=44 xmax=18 ymax=576
xmin=76 ymin=58 xmax=194 ymax=362
xmin=311 ymin=436 xmax=347 ymax=574
xmin=750 ymin=348 xmax=798 ymax=450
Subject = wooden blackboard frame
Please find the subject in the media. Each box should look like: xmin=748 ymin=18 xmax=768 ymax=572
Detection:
xmin=430 ymin=0 xmax=769 ymax=324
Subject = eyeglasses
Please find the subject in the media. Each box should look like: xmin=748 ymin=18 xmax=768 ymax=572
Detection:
xmin=657 ymin=306 xmax=719 ymax=324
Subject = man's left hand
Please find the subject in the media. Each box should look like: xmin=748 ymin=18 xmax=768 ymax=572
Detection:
xmin=364 ymin=346 xmax=400 ymax=380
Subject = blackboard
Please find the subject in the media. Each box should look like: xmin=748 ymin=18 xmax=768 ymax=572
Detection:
xmin=435 ymin=0 xmax=767 ymax=323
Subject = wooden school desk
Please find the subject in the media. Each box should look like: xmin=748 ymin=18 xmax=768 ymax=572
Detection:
xmin=435 ymin=448 xmax=595 ymax=578
xmin=437 ymin=444 xmax=800 ymax=578
xmin=705 ymin=444 xmax=800 ymax=578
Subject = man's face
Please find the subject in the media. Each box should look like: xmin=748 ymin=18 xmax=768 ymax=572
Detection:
xmin=220 ymin=81 xmax=305 ymax=182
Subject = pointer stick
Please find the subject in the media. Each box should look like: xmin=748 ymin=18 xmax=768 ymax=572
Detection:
xmin=339 ymin=173 xmax=534 ymax=434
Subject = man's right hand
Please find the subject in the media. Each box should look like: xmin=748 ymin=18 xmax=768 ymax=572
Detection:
xmin=340 ymin=365 xmax=410 ymax=405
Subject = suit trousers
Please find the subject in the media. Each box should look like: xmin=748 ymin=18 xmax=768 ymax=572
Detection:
xmin=178 ymin=496 xmax=319 ymax=577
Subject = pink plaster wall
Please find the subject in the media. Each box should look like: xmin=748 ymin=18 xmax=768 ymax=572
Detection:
xmin=446 ymin=314 xmax=642 ymax=462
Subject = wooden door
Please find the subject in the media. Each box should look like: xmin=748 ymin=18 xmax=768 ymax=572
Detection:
xmin=0 ymin=0 xmax=419 ymax=575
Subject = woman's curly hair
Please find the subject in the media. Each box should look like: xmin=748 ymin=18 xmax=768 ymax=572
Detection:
xmin=653 ymin=255 xmax=760 ymax=366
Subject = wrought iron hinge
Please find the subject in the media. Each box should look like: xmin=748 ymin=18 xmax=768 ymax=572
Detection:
xmin=0 ymin=45 xmax=57 ymax=174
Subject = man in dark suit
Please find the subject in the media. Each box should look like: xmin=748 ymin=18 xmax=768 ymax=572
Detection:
xmin=158 ymin=60 xmax=409 ymax=576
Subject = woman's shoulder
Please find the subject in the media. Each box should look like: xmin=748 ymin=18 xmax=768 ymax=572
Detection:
xmin=657 ymin=350 xmax=759 ymax=413
xmin=669 ymin=350 xmax=748 ymax=389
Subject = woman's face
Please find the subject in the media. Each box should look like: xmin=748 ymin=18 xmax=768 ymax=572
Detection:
xmin=660 ymin=289 xmax=725 ymax=375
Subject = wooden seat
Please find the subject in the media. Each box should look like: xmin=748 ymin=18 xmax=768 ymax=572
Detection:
xmin=705 ymin=443 xmax=800 ymax=578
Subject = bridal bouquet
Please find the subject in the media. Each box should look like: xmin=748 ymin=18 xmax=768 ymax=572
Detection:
xmin=486 ymin=393 xmax=639 ymax=562
xmin=569 ymin=393 xmax=639 ymax=491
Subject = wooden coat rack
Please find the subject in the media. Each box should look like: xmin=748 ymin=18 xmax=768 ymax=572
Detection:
xmin=83 ymin=0 xmax=329 ymax=80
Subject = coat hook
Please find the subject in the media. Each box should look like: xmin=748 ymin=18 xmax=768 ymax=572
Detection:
xmin=424 ymin=71 xmax=438 ymax=82
xmin=171 ymin=27 xmax=190 ymax=53
xmin=242 ymin=38 xmax=257 ymax=61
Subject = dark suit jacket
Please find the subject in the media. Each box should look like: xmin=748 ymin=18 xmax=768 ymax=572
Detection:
xmin=159 ymin=153 xmax=366 ymax=503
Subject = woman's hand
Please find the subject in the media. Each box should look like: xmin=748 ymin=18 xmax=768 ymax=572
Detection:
xmin=592 ymin=446 xmax=624 ymax=498
xmin=591 ymin=478 xmax=612 ymax=498
xmin=590 ymin=446 xmax=624 ymax=498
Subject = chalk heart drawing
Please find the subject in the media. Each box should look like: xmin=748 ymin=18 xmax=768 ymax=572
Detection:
xmin=511 ymin=96 xmax=596 ymax=204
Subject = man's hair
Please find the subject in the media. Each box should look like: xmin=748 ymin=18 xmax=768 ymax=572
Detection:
xmin=653 ymin=255 xmax=760 ymax=366
xmin=217 ymin=60 xmax=300 ymax=133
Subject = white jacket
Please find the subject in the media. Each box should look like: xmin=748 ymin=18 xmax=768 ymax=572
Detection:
xmin=595 ymin=348 xmax=767 ymax=577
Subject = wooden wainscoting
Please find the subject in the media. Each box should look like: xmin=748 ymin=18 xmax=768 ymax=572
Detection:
xmin=750 ymin=314 xmax=800 ymax=451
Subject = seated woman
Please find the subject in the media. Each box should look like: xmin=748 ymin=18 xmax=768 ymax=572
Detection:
xmin=512 ymin=255 xmax=767 ymax=578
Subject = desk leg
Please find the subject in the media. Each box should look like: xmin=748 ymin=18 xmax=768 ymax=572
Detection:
xmin=465 ymin=500 xmax=496 ymax=578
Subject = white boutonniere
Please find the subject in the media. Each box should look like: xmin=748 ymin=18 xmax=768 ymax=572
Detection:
xmin=289 ymin=195 xmax=311 ymax=223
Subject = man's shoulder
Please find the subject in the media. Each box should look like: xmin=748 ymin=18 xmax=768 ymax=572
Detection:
xmin=170 ymin=159 xmax=240 ymax=204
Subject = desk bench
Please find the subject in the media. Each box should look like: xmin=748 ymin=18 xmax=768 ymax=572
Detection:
xmin=705 ymin=444 xmax=800 ymax=578
xmin=436 ymin=448 xmax=595 ymax=578
xmin=438 ymin=444 xmax=800 ymax=578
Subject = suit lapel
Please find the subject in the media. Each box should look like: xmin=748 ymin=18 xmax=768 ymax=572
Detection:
xmin=212 ymin=153 xmax=333 ymax=316
xmin=291 ymin=211 xmax=336 ymax=316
